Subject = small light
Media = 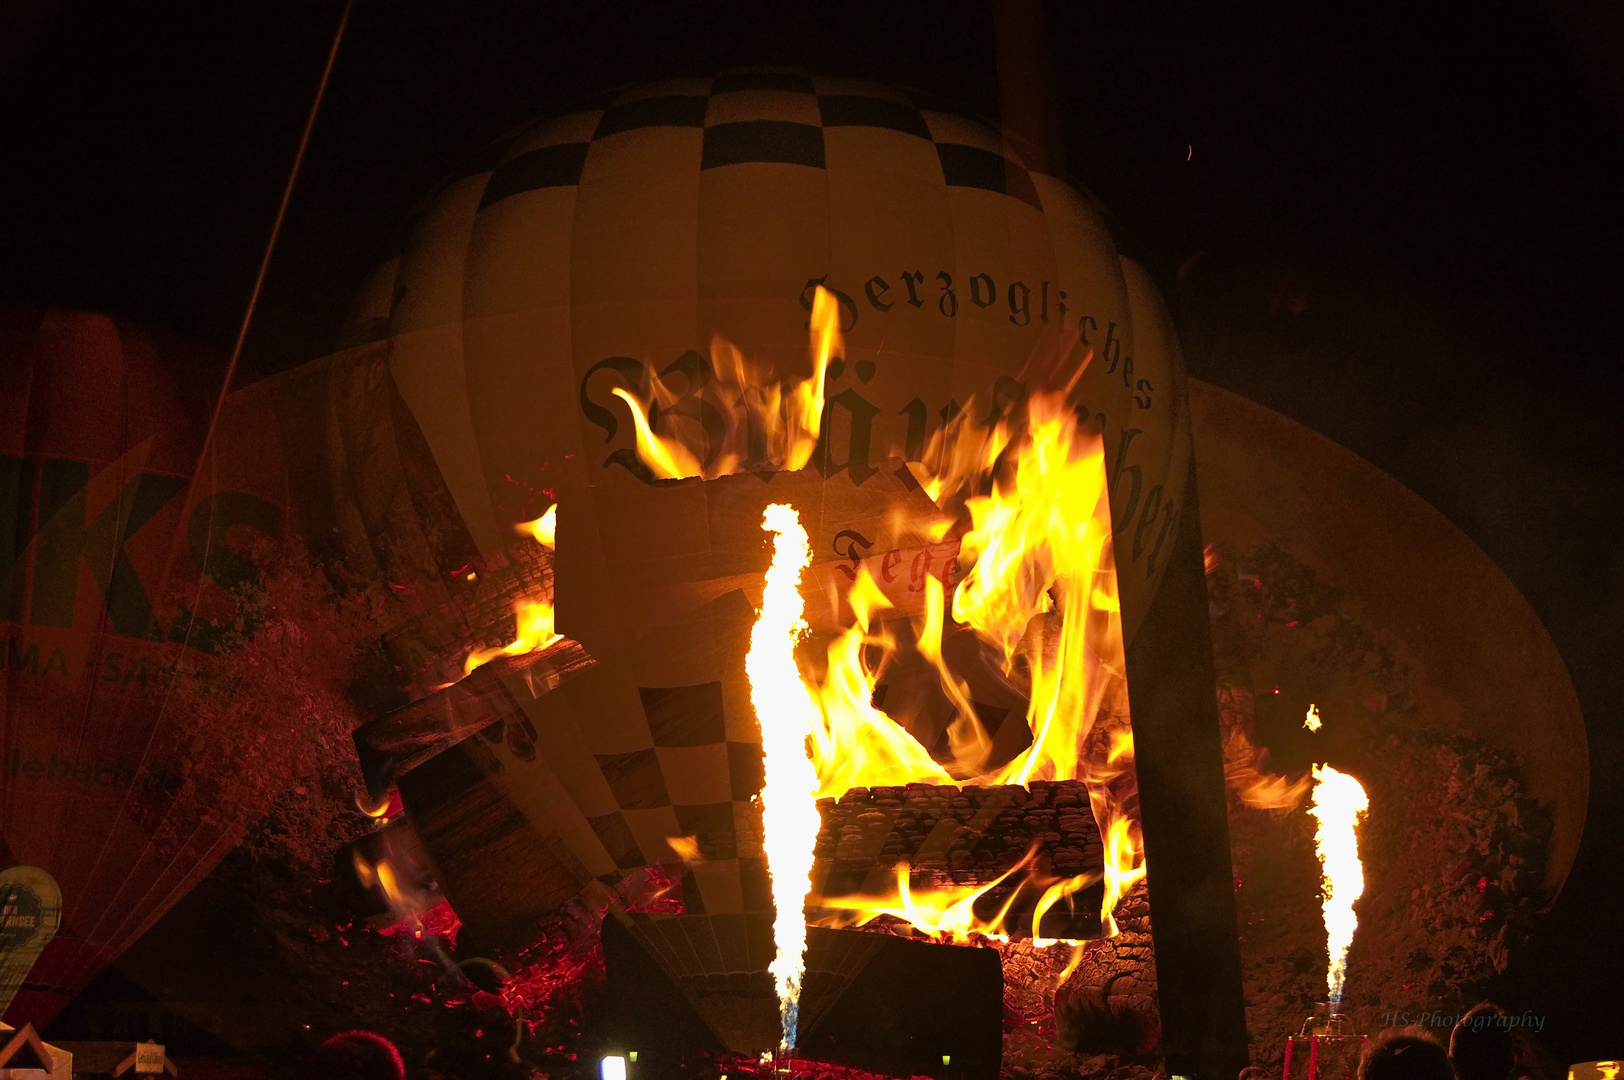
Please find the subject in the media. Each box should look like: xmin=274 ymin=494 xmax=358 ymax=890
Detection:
xmin=942 ymin=1055 xmax=952 ymax=1066
xmin=600 ymin=1055 xmax=627 ymax=1080
xmin=628 ymin=1052 xmax=638 ymax=1063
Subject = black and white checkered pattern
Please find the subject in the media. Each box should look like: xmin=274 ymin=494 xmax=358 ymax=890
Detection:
xmin=463 ymin=72 xmax=1045 ymax=220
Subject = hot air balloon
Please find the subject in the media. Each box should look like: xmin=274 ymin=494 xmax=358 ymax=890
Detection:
xmin=0 ymin=307 xmax=303 ymax=1025
xmin=268 ymin=71 xmax=1192 ymax=947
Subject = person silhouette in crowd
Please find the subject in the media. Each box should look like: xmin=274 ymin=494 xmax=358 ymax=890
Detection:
xmin=1451 ymin=1003 xmax=1519 ymax=1080
xmin=1360 ymin=1028 xmax=1457 ymax=1080
xmin=308 ymin=1030 xmax=407 ymax=1080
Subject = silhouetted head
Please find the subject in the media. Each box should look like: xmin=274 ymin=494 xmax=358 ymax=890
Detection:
xmin=308 ymin=1030 xmax=406 ymax=1080
xmin=1360 ymin=1028 xmax=1456 ymax=1080
xmin=1451 ymin=1003 xmax=1517 ymax=1080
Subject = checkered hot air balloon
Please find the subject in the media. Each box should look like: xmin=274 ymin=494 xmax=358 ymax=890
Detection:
xmin=273 ymin=71 xmax=1192 ymax=948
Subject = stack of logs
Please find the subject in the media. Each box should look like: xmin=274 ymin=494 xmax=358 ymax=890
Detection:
xmin=810 ymin=780 xmax=1105 ymax=941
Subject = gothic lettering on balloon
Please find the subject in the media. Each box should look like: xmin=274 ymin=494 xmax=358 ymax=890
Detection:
xmin=574 ymin=325 xmax=1168 ymax=553
xmin=1007 ymin=281 xmax=1031 ymax=326
xmin=1101 ymin=321 xmax=1124 ymax=375
xmin=935 ymin=271 xmax=957 ymax=317
xmin=813 ymin=388 xmax=882 ymax=484
xmin=579 ymin=354 xmax=689 ymax=482
xmin=787 ymin=276 xmax=1119 ymax=360
xmin=864 ymin=275 xmax=893 ymax=313
xmin=1109 ymin=427 xmax=1144 ymax=533
xmin=1146 ymin=504 xmax=1180 ymax=578
xmin=831 ymin=529 xmax=874 ymax=582
xmin=579 ymin=355 xmax=651 ymax=447
xmin=819 ymin=540 xmax=959 ymax=598
xmin=900 ymin=270 xmax=927 ymax=308
xmin=909 ymin=549 xmax=934 ymax=592
xmin=969 ymin=273 xmax=996 ymax=309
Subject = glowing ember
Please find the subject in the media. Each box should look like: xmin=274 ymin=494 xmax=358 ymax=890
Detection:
xmin=463 ymin=598 xmax=561 ymax=676
xmin=746 ymin=503 xmax=821 ymax=1050
xmin=1308 ymin=763 xmax=1369 ymax=1003
xmin=1305 ymin=703 xmax=1322 ymax=732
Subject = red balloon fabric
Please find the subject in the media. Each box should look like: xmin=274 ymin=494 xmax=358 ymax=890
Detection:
xmin=0 ymin=307 xmax=292 ymax=1025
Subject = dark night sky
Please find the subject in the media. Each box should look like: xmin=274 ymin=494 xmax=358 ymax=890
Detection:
xmin=2 ymin=0 xmax=1621 ymax=1062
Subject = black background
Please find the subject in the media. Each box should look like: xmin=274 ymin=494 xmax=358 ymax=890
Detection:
xmin=1 ymin=0 xmax=1619 ymax=1063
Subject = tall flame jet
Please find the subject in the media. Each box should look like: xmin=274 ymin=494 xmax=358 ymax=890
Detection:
xmin=1308 ymin=764 xmax=1370 ymax=1003
xmin=746 ymin=504 xmax=821 ymax=1050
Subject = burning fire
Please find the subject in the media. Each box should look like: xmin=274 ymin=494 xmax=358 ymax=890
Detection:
xmin=517 ymin=504 xmax=556 ymax=547
xmin=746 ymin=504 xmax=822 ymax=1050
xmin=944 ymin=389 xmax=1123 ymax=788
xmin=611 ymin=286 xmax=1299 ymax=965
xmin=609 ymin=286 xmax=841 ymax=480
xmin=1305 ymin=703 xmax=1322 ymax=732
xmin=732 ymin=373 xmax=1136 ymax=948
xmin=1308 ymin=763 xmax=1369 ymax=1003
xmin=447 ymin=506 xmax=562 ymax=682
xmin=354 ymin=851 xmax=434 ymax=938
xmin=463 ymin=598 xmax=561 ymax=676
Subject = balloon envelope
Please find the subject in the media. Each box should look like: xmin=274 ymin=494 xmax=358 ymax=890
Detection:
xmin=274 ymin=73 xmax=1194 ymax=934
xmin=0 ymin=307 xmax=292 ymax=1024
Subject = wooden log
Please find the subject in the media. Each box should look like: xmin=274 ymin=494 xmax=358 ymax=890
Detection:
xmin=352 ymin=636 xmax=594 ymax=798
xmin=396 ymin=732 xmax=598 ymax=954
xmin=808 ymin=780 xmax=1106 ymax=940
xmin=375 ymin=541 xmax=556 ymax=703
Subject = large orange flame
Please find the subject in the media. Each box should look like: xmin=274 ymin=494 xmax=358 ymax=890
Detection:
xmin=804 ymin=569 xmax=955 ymax=797
xmin=615 ymin=294 xmax=1301 ymax=959
xmin=609 ymin=286 xmax=841 ymax=480
xmin=740 ymin=379 xmax=1133 ymax=946
xmin=462 ymin=598 xmax=561 ymax=676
